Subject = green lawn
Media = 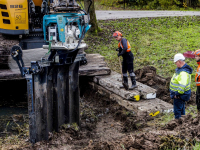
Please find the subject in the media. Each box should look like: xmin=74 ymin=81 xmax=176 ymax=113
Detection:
xmin=85 ymin=16 xmax=200 ymax=91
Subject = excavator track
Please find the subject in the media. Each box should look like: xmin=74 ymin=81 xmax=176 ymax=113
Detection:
xmin=0 ymin=34 xmax=19 ymax=69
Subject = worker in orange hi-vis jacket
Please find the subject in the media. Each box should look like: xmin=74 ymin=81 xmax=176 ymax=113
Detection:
xmin=113 ymin=31 xmax=137 ymax=90
xmin=194 ymin=49 xmax=200 ymax=115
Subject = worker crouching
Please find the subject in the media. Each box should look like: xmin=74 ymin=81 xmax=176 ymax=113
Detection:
xmin=113 ymin=31 xmax=137 ymax=90
xmin=170 ymin=53 xmax=192 ymax=119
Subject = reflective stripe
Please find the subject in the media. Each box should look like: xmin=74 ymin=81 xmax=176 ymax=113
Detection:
xmin=123 ymin=73 xmax=128 ymax=77
xmin=170 ymin=82 xmax=186 ymax=88
xmin=170 ymin=82 xmax=190 ymax=88
xmin=130 ymin=72 xmax=135 ymax=77
xmin=196 ymin=71 xmax=200 ymax=85
xmin=170 ymin=86 xmax=185 ymax=92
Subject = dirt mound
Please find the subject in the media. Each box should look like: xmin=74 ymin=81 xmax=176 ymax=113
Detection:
xmin=0 ymin=34 xmax=19 ymax=69
xmin=165 ymin=114 xmax=200 ymax=140
xmin=135 ymin=66 xmax=196 ymax=105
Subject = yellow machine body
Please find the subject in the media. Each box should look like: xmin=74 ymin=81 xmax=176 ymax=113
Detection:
xmin=0 ymin=0 xmax=29 ymax=34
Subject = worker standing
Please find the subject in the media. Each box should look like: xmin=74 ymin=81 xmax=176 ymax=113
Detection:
xmin=194 ymin=49 xmax=200 ymax=115
xmin=113 ymin=31 xmax=137 ymax=90
xmin=170 ymin=53 xmax=192 ymax=119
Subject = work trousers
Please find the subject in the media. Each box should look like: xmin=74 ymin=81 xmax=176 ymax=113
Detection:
xmin=173 ymin=98 xmax=185 ymax=119
xmin=196 ymin=86 xmax=200 ymax=112
xmin=122 ymin=52 xmax=134 ymax=76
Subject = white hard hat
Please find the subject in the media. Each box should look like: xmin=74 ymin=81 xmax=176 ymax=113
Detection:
xmin=174 ymin=53 xmax=185 ymax=63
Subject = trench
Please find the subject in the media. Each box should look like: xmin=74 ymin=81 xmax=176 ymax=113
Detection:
xmin=0 ymin=76 xmax=146 ymax=149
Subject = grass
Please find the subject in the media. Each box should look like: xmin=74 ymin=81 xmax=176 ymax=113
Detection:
xmin=84 ymin=16 xmax=200 ymax=91
xmin=194 ymin=142 xmax=200 ymax=150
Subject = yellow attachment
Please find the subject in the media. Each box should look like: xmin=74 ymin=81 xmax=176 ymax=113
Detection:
xmin=149 ymin=111 xmax=160 ymax=117
xmin=32 ymin=0 xmax=43 ymax=7
xmin=134 ymin=95 xmax=140 ymax=101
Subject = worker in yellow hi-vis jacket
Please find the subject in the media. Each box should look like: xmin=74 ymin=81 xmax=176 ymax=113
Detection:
xmin=170 ymin=53 xmax=192 ymax=119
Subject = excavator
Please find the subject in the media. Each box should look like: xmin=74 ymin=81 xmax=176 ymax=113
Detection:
xmin=0 ymin=0 xmax=90 ymax=69
xmin=0 ymin=0 xmax=92 ymax=143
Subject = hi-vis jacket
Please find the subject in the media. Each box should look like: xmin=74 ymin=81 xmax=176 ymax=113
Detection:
xmin=118 ymin=38 xmax=131 ymax=57
xmin=195 ymin=61 xmax=200 ymax=86
xmin=118 ymin=38 xmax=131 ymax=52
xmin=170 ymin=63 xmax=193 ymax=101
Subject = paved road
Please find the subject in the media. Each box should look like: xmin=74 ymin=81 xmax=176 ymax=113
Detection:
xmin=96 ymin=10 xmax=200 ymax=20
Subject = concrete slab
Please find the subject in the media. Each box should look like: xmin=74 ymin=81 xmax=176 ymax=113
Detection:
xmin=89 ymin=81 xmax=173 ymax=117
xmin=93 ymin=71 xmax=157 ymax=100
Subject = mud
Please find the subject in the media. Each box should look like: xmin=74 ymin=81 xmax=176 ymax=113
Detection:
xmin=85 ymin=114 xmax=199 ymax=150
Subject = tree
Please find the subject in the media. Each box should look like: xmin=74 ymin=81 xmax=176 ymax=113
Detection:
xmin=84 ymin=0 xmax=100 ymax=34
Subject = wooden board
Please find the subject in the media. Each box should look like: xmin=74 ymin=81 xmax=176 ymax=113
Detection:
xmin=89 ymin=82 xmax=173 ymax=117
xmin=79 ymin=54 xmax=111 ymax=76
xmin=0 ymin=51 xmax=111 ymax=80
xmin=93 ymin=71 xmax=157 ymax=100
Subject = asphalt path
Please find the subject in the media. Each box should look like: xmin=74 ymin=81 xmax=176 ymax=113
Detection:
xmin=95 ymin=10 xmax=200 ymax=20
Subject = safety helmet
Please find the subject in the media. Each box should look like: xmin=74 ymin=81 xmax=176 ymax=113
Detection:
xmin=174 ymin=53 xmax=185 ymax=63
xmin=194 ymin=49 xmax=200 ymax=56
xmin=113 ymin=31 xmax=122 ymax=37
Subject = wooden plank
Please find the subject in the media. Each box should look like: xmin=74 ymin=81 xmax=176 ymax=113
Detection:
xmin=0 ymin=52 xmax=110 ymax=79
xmin=93 ymin=71 xmax=156 ymax=100
xmin=89 ymin=82 xmax=173 ymax=117
xmin=79 ymin=53 xmax=111 ymax=76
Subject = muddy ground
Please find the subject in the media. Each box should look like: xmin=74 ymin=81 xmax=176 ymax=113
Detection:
xmin=0 ymin=66 xmax=199 ymax=150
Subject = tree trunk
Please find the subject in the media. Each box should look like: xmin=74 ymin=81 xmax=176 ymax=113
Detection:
xmin=186 ymin=0 xmax=191 ymax=7
xmin=84 ymin=0 xmax=99 ymax=33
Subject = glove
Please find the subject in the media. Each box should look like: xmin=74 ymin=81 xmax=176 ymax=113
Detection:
xmin=174 ymin=95 xmax=180 ymax=99
xmin=116 ymin=48 xmax=119 ymax=51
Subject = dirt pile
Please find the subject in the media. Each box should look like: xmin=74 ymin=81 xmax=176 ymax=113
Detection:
xmin=165 ymin=114 xmax=200 ymax=141
xmin=135 ymin=66 xmax=196 ymax=105
xmin=0 ymin=34 xmax=19 ymax=69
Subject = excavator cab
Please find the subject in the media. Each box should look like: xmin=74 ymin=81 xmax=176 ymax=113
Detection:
xmin=0 ymin=0 xmax=82 ymax=49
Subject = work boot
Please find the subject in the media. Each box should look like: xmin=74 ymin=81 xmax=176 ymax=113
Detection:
xmin=121 ymin=76 xmax=129 ymax=90
xmin=129 ymin=76 xmax=137 ymax=90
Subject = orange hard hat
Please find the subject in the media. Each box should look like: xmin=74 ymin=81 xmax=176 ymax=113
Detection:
xmin=194 ymin=49 xmax=200 ymax=56
xmin=113 ymin=31 xmax=122 ymax=37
